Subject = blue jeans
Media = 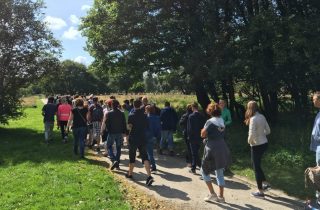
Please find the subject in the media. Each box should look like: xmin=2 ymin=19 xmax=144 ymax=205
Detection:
xmin=73 ymin=127 xmax=87 ymax=158
xmin=160 ymin=130 xmax=174 ymax=151
xmin=147 ymin=137 xmax=156 ymax=170
xmin=201 ymin=168 xmax=225 ymax=186
xmin=107 ymin=133 xmax=123 ymax=162
xmin=316 ymin=146 xmax=320 ymax=166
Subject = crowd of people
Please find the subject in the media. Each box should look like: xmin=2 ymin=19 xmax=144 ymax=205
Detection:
xmin=41 ymin=92 xmax=320 ymax=203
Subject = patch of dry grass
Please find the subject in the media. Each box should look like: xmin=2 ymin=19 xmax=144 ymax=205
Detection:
xmin=21 ymin=96 xmax=38 ymax=107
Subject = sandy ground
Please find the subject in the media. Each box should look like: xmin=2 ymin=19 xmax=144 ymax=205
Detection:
xmin=99 ymin=146 xmax=304 ymax=210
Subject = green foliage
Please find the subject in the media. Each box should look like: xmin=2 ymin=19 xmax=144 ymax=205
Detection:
xmin=81 ymin=0 xmax=320 ymax=120
xmin=29 ymin=60 xmax=109 ymax=95
xmin=0 ymin=99 xmax=130 ymax=209
xmin=0 ymin=0 xmax=61 ymax=124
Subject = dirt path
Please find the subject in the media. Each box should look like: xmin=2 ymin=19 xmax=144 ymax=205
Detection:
xmin=41 ymin=98 xmax=303 ymax=209
xmin=99 ymin=147 xmax=303 ymax=210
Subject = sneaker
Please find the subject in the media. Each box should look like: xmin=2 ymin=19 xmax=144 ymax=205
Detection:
xmin=262 ymin=183 xmax=271 ymax=191
xmin=189 ymin=169 xmax=196 ymax=174
xmin=125 ymin=173 xmax=133 ymax=179
xmin=217 ymin=196 xmax=225 ymax=203
xmin=251 ymin=192 xmax=265 ymax=199
xmin=204 ymin=193 xmax=219 ymax=202
xmin=146 ymin=176 xmax=154 ymax=186
xmin=110 ymin=161 xmax=119 ymax=170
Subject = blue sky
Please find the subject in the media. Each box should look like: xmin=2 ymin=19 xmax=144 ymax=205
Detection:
xmin=43 ymin=0 xmax=94 ymax=65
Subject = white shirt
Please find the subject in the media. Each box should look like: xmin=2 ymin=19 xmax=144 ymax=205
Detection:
xmin=248 ymin=112 xmax=271 ymax=146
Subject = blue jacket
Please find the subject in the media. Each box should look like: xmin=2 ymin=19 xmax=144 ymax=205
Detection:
xmin=310 ymin=111 xmax=320 ymax=152
xmin=146 ymin=114 xmax=161 ymax=140
xmin=160 ymin=107 xmax=178 ymax=131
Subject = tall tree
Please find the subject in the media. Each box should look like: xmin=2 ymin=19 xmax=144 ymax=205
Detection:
xmin=0 ymin=0 xmax=61 ymax=124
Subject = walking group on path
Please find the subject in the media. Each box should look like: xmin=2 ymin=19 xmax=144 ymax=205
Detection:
xmin=41 ymin=92 xmax=320 ymax=208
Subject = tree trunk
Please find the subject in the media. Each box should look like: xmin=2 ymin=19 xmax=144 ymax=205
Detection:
xmin=206 ymin=80 xmax=219 ymax=103
xmin=195 ymin=81 xmax=211 ymax=111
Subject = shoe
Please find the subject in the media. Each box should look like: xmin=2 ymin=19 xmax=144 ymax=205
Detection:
xmin=125 ymin=173 xmax=133 ymax=179
xmin=251 ymin=192 xmax=265 ymax=199
xmin=217 ymin=196 xmax=225 ymax=203
xmin=169 ymin=151 xmax=175 ymax=156
xmin=151 ymin=168 xmax=157 ymax=173
xmin=146 ymin=176 xmax=154 ymax=186
xmin=110 ymin=161 xmax=119 ymax=170
xmin=262 ymin=183 xmax=271 ymax=191
xmin=189 ymin=169 xmax=196 ymax=174
xmin=204 ymin=193 xmax=219 ymax=202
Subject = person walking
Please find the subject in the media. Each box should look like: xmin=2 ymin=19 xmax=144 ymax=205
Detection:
xmin=87 ymin=96 xmax=104 ymax=151
xmin=179 ymin=104 xmax=193 ymax=167
xmin=310 ymin=92 xmax=320 ymax=166
xmin=159 ymin=101 xmax=178 ymax=156
xmin=42 ymin=96 xmax=57 ymax=144
xmin=245 ymin=101 xmax=271 ymax=198
xmin=219 ymin=99 xmax=232 ymax=126
xmin=67 ymin=98 xmax=88 ymax=159
xmin=187 ymin=102 xmax=206 ymax=174
xmin=145 ymin=105 xmax=161 ymax=172
xmin=126 ymin=99 xmax=154 ymax=186
xmin=57 ymin=97 xmax=72 ymax=143
xmin=200 ymin=103 xmax=231 ymax=203
xmin=105 ymin=100 xmax=127 ymax=170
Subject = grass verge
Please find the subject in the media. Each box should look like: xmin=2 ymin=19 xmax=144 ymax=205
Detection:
xmin=0 ymin=99 xmax=130 ymax=210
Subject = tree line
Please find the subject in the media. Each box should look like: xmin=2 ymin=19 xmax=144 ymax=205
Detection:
xmin=80 ymin=0 xmax=320 ymax=122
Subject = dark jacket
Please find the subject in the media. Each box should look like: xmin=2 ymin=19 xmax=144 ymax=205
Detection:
xmin=187 ymin=111 xmax=206 ymax=144
xmin=160 ymin=107 xmax=178 ymax=131
xmin=106 ymin=108 xmax=127 ymax=134
xmin=146 ymin=114 xmax=161 ymax=140
xmin=179 ymin=110 xmax=192 ymax=138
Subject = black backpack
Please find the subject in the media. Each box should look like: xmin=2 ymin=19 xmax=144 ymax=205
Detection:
xmin=91 ymin=105 xmax=103 ymax=121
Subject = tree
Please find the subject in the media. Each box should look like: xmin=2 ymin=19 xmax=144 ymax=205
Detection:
xmin=38 ymin=60 xmax=108 ymax=95
xmin=0 ymin=0 xmax=61 ymax=124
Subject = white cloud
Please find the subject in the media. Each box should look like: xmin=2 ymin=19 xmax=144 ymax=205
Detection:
xmin=44 ymin=16 xmax=67 ymax=30
xmin=62 ymin=27 xmax=81 ymax=40
xmin=81 ymin=5 xmax=91 ymax=11
xmin=74 ymin=56 xmax=87 ymax=65
xmin=70 ymin=14 xmax=80 ymax=25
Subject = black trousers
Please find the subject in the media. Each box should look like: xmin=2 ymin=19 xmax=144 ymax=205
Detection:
xmin=59 ymin=121 xmax=68 ymax=139
xmin=190 ymin=142 xmax=201 ymax=171
xmin=251 ymin=143 xmax=268 ymax=190
xmin=184 ymin=132 xmax=192 ymax=164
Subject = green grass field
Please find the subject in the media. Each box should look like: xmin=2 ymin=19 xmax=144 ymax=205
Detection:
xmin=0 ymin=99 xmax=130 ymax=210
xmin=1 ymin=94 xmax=316 ymax=206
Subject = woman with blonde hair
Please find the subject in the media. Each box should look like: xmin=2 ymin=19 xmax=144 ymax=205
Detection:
xmin=200 ymin=103 xmax=231 ymax=203
xmin=245 ymin=101 xmax=271 ymax=198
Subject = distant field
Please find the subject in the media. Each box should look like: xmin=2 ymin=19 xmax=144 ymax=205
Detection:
xmin=21 ymin=95 xmax=39 ymax=107
xmin=97 ymin=93 xmax=198 ymax=113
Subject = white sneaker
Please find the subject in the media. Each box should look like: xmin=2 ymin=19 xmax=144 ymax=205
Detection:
xmin=217 ymin=196 xmax=225 ymax=203
xmin=204 ymin=193 xmax=219 ymax=202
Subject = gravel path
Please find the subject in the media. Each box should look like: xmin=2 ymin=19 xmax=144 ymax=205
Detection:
xmin=104 ymin=147 xmax=304 ymax=210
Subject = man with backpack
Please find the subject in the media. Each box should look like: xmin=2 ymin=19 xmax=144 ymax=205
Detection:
xmin=42 ymin=96 xmax=57 ymax=144
xmin=105 ymin=99 xmax=127 ymax=170
xmin=87 ymin=96 xmax=104 ymax=151
xmin=159 ymin=101 xmax=178 ymax=156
